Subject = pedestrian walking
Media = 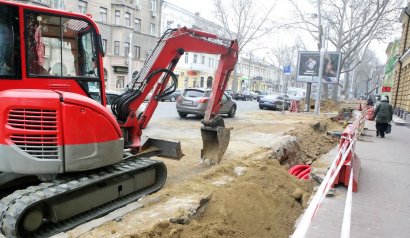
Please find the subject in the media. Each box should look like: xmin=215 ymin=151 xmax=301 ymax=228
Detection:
xmin=373 ymin=95 xmax=393 ymax=138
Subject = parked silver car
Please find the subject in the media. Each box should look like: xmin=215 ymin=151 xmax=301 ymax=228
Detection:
xmin=176 ymin=88 xmax=237 ymax=118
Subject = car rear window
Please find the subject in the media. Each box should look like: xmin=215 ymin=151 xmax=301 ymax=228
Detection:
xmin=183 ymin=90 xmax=211 ymax=97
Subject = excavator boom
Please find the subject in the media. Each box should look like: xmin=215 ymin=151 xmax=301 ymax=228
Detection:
xmin=112 ymin=27 xmax=238 ymax=163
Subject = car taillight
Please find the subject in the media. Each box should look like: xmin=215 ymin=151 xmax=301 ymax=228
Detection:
xmin=198 ymin=97 xmax=209 ymax=103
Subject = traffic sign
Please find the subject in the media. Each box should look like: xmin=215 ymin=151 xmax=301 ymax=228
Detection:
xmin=283 ymin=65 xmax=291 ymax=75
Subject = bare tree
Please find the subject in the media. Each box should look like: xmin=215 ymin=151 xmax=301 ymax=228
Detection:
xmin=268 ymin=40 xmax=306 ymax=92
xmin=213 ymin=0 xmax=276 ymax=91
xmin=351 ymin=49 xmax=381 ymax=97
xmin=286 ymin=0 xmax=402 ymax=100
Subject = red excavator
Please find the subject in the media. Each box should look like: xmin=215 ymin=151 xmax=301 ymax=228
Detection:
xmin=0 ymin=1 xmax=238 ymax=237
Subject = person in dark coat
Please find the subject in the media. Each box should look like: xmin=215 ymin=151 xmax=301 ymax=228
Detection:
xmin=373 ymin=95 xmax=393 ymax=138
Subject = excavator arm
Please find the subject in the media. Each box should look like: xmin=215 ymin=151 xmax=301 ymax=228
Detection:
xmin=111 ymin=27 xmax=238 ymax=162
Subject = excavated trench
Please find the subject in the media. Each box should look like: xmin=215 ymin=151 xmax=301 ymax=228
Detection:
xmin=63 ymin=115 xmax=342 ymax=238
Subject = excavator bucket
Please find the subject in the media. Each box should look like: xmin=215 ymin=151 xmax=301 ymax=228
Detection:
xmin=201 ymin=126 xmax=232 ymax=164
xmin=141 ymin=138 xmax=184 ymax=160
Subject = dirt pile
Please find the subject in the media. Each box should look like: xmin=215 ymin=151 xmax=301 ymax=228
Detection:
xmin=298 ymin=99 xmax=341 ymax=113
xmin=68 ymin=112 xmax=342 ymax=238
xmin=285 ymin=119 xmax=341 ymax=164
xmin=78 ymin=160 xmax=312 ymax=238
xmin=141 ymin=161 xmax=311 ymax=238
xmin=320 ymin=100 xmax=341 ymax=113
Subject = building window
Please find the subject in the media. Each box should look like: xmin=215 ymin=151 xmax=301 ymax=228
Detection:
xmin=125 ymin=12 xmax=131 ymax=26
xmin=51 ymin=0 xmax=63 ymax=9
xmin=102 ymin=39 xmax=107 ymax=53
xmin=134 ymin=46 xmax=140 ymax=59
xmin=116 ymin=76 xmax=125 ymax=90
xmin=201 ymin=55 xmax=205 ymax=64
xmin=150 ymin=23 xmax=156 ymax=36
xmin=124 ymin=42 xmax=130 ymax=57
xmin=185 ymin=53 xmax=189 ymax=63
xmin=100 ymin=7 xmax=107 ymax=23
xmin=135 ymin=18 xmax=141 ymax=32
xmin=79 ymin=0 xmax=87 ymax=14
xmin=200 ymin=77 xmax=204 ymax=88
xmin=150 ymin=0 xmax=157 ymax=11
xmin=208 ymin=57 xmax=211 ymax=67
xmin=115 ymin=10 xmax=121 ymax=25
xmin=193 ymin=54 xmax=197 ymax=63
xmin=114 ymin=41 xmax=120 ymax=55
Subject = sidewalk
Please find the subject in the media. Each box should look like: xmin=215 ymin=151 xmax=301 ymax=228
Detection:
xmin=393 ymin=115 xmax=408 ymax=127
xmin=306 ymin=120 xmax=410 ymax=237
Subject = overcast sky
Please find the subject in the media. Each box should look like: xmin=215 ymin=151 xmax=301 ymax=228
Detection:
xmin=166 ymin=0 xmax=402 ymax=63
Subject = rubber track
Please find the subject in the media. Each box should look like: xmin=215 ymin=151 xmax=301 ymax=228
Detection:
xmin=0 ymin=157 xmax=165 ymax=238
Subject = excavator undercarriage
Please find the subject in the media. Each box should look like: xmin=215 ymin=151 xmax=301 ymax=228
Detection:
xmin=0 ymin=156 xmax=166 ymax=238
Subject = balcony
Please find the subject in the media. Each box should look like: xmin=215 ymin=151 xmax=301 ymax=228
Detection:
xmin=111 ymin=0 xmax=135 ymax=8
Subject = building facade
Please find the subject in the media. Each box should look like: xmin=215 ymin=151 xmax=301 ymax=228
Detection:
xmin=382 ymin=40 xmax=399 ymax=101
xmin=236 ymin=55 xmax=278 ymax=92
xmin=392 ymin=5 xmax=410 ymax=121
xmin=14 ymin=0 xmax=279 ymax=94
xmin=161 ymin=1 xmax=231 ymax=90
xmin=15 ymin=0 xmax=162 ymax=91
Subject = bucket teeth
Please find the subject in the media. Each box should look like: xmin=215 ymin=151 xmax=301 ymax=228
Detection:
xmin=201 ymin=126 xmax=231 ymax=164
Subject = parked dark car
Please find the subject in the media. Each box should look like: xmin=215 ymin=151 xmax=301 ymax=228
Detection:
xmin=176 ymin=88 xmax=237 ymax=118
xmin=225 ymin=89 xmax=235 ymax=98
xmin=160 ymin=89 xmax=182 ymax=102
xmin=106 ymin=90 xmax=121 ymax=105
xmin=259 ymin=94 xmax=288 ymax=110
xmin=256 ymin=91 xmax=268 ymax=102
xmin=89 ymin=90 xmax=121 ymax=105
xmin=232 ymin=91 xmax=253 ymax=101
xmin=282 ymin=94 xmax=292 ymax=108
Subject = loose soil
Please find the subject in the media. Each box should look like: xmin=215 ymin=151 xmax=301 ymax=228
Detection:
xmin=65 ymin=110 xmax=342 ymax=238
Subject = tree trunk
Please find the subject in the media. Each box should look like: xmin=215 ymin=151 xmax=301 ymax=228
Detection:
xmin=232 ymin=65 xmax=238 ymax=91
xmin=331 ymin=84 xmax=338 ymax=100
xmin=344 ymin=71 xmax=350 ymax=99
xmin=322 ymin=85 xmax=329 ymax=99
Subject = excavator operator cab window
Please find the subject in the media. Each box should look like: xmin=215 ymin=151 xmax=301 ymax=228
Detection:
xmin=25 ymin=12 xmax=99 ymax=79
xmin=0 ymin=4 xmax=21 ymax=79
xmin=25 ymin=11 xmax=101 ymax=102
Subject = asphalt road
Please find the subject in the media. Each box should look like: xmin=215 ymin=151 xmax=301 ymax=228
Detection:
xmin=150 ymin=99 xmax=260 ymax=119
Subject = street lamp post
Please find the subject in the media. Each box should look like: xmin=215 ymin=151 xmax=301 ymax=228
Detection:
xmin=127 ymin=33 xmax=133 ymax=85
xmin=314 ymin=0 xmax=324 ymax=115
xmin=247 ymin=52 xmax=252 ymax=92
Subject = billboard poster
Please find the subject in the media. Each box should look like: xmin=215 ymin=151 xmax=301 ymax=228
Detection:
xmin=296 ymin=51 xmax=341 ymax=84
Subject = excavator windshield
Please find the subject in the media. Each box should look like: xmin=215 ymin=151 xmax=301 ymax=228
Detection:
xmin=24 ymin=11 xmax=103 ymax=101
xmin=0 ymin=4 xmax=20 ymax=79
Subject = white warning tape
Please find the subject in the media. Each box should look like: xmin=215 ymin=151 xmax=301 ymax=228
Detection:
xmin=291 ymin=141 xmax=354 ymax=238
xmin=291 ymin=110 xmax=366 ymax=238
xmin=340 ymin=157 xmax=354 ymax=238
